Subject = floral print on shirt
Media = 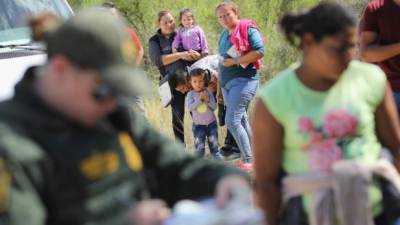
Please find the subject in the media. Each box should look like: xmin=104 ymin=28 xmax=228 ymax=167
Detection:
xmin=298 ymin=109 xmax=359 ymax=172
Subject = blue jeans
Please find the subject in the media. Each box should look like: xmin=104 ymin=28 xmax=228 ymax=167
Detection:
xmin=221 ymin=77 xmax=258 ymax=163
xmin=393 ymin=92 xmax=400 ymax=115
xmin=192 ymin=121 xmax=221 ymax=159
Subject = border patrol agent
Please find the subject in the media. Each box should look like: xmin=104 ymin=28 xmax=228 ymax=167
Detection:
xmin=0 ymin=8 xmax=248 ymax=225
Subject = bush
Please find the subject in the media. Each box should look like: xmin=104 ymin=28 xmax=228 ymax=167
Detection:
xmin=67 ymin=0 xmax=369 ymax=83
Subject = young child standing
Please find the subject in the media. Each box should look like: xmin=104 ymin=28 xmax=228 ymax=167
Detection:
xmin=172 ymin=8 xmax=209 ymax=56
xmin=187 ymin=68 xmax=222 ymax=160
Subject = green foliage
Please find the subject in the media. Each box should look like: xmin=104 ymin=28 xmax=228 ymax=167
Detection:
xmin=67 ymin=0 xmax=369 ymax=83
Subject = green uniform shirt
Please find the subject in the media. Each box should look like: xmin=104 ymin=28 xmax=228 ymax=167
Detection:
xmin=0 ymin=67 xmax=245 ymax=225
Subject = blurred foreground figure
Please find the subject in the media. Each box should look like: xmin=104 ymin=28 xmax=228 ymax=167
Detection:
xmin=0 ymin=8 xmax=249 ymax=225
xmin=252 ymin=2 xmax=400 ymax=225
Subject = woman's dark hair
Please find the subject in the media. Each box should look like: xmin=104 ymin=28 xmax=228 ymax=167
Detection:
xmin=215 ymin=1 xmax=240 ymax=19
xmin=280 ymin=1 xmax=356 ymax=48
xmin=179 ymin=8 xmax=196 ymax=27
xmin=156 ymin=10 xmax=172 ymax=25
xmin=189 ymin=68 xmax=212 ymax=86
xmin=168 ymin=69 xmax=189 ymax=89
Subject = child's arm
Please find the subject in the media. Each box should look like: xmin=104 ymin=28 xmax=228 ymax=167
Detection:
xmin=172 ymin=29 xmax=182 ymax=51
xmin=198 ymin=26 xmax=209 ymax=56
xmin=187 ymin=92 xmax=202 ymax=111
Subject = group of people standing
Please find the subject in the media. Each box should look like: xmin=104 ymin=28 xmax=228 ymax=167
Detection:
xmin=150 ymin=0 xmax=400 ymax=224
xmin=149 ymin=1 xmax=264 ymax=171
xmin=0 ymin=3 xmax=251 ymax=225
xmin=1 ymin=0 xmax=400 ymax=225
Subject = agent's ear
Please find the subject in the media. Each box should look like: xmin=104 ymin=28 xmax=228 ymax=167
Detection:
xmin=48 ymin=54 xmax=74 ymax=81
xmin=302 ymin=33 xmax=316 ymax=50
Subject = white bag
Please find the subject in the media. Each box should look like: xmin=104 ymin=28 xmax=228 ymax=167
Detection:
xmin=188 ymin=55 xmax=222 ymax=74
xmin=159 ymin=76 xmax=172 ymax=107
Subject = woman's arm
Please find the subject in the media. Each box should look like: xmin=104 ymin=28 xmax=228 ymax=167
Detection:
xmin=222 ymin=28 xmax=264 ymax=67
xmin=360 ymin=31 xmax=400 ymax=63
xmin=162 ymin=50 xmax=200 ymax=66
xmin=161 ymin=52 xmax=185 ymax=66
xmin=375 ymin=83 xmax=400 ymax=170
xmin=222 ymin=50 xmax=263 ymax=67
xmin=252 ymin=99 xmax=283 ymax=225
xmin=149 ymin=37 xmax=190 ymax=67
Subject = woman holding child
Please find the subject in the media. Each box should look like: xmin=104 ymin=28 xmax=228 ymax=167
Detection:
xmin=149 ymin=10 xmax=202 ymax=143
xmin=216 ymin=1 xmax=264 ymax=170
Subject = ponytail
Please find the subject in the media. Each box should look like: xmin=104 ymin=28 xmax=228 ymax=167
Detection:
xmin=204 ymin=69 xmax=212 ymax=86
xmin=280 ymin=12 xmax=308 ymax=47
xmin=280 ymin=1 xmax=356 ymax=48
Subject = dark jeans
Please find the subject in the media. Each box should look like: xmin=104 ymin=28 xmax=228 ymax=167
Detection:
xmin=218 ymin=103 xmax=238 ymax=148
xmin=192 ymin=121 xmax=219 ymax=158
xmin=171 ymin=88 xmax=185 ymax=143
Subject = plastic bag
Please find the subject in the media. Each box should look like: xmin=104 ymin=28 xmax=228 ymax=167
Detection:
xmin=159 ymin=75 xmax=172 ymax=107
xmin=188 ymin=55 xmax=222 ymax=74
xmin=164 ymin=189 xmax=265 ymax=225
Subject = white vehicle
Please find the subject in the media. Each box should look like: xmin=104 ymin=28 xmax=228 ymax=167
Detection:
xmin=0 ymin=0 xmax=72 ymax=101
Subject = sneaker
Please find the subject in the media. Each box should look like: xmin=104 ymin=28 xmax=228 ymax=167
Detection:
xmin=230 ymin=146 xmax=240 ymax=153
xmin=220 ymin=145 xmax=241 ymax=161
xmin=220 ymin=144 xmax=235 ymax=155
xmin=212 ymin=152 xmax=224 ymax=161
xmin=234 ymin=161 xmax=253 ymax=172
xmin=220 ymin=144 xmax=231 ymax=152
xmin=223 ymin=152 xmax=241 ymax=161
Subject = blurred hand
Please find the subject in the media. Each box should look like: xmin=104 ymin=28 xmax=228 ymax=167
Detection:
xmin=128 ymin=199 xmax=171 ymax=225
xmin=199 ymin=91 xmax=205 ymax=101
xmin=222 ymin=58 xmax=236 ymax=68
xmin=201 ymin=91 xmax=210 ymax=102
xmin=207 ymin=82 xmax=218 ymax=94
xmin=215 ymin=175 xmax=251 ymax=208
xmin=216 ymin=91 xmax=224 ymax=104
xmin=188 ymin=49 xmax=201 ymax=61
xmin=180 ymin=51 xmax=192 ymax=61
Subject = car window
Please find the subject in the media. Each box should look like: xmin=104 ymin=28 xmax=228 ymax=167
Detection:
xmin=0 ymin=0 xmax=72 ymax=45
